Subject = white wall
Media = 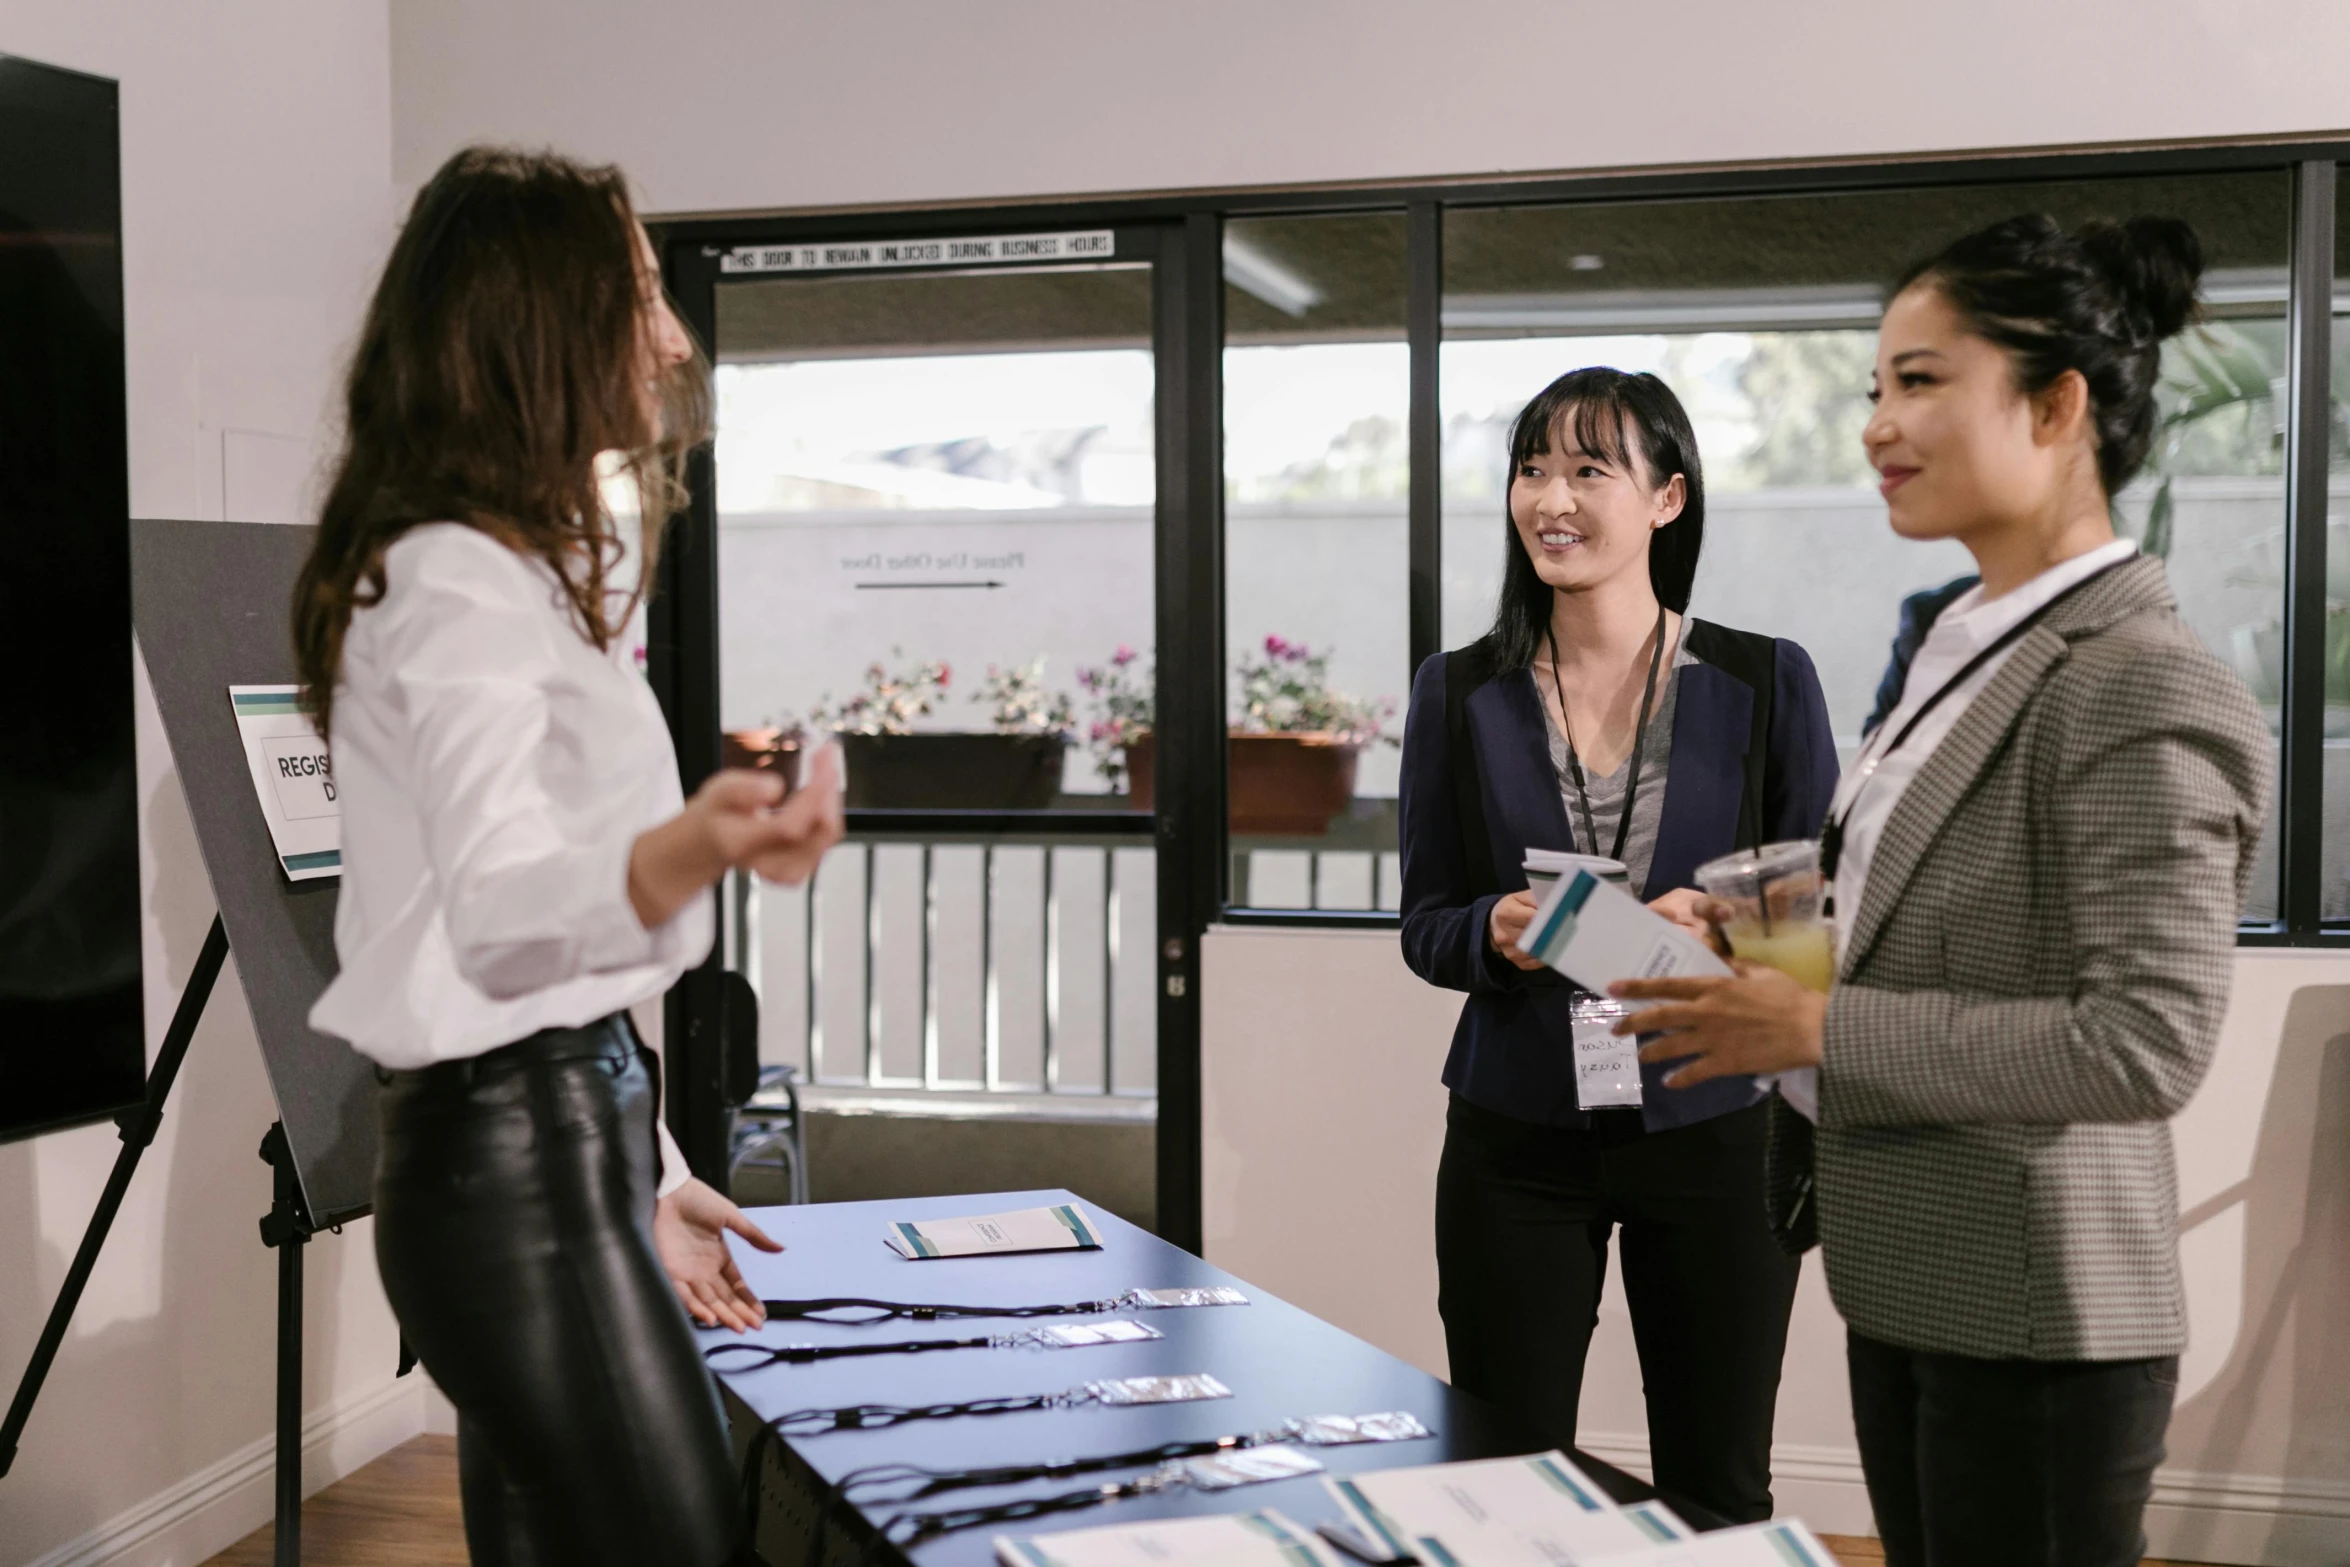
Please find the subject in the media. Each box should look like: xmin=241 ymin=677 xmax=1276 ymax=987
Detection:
xmin=381 ymin=8 xmax=2350 ymax=1560
xmin=1203 ymin=930 xmax=2350 ymax=1562
xmin=0 ymin=6 xmax=404 ymax=1564
xmin=389 ymin=0 xmax=2350 ymax=216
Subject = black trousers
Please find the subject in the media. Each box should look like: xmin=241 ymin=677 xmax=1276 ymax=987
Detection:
xmin=1435 ymin=1094 xmax=1799 ymax=1524
xmin=1847 ymin=1330 xmax=2178 ymax=1567
xmin=374 ymin=1017 xmax=740 ymax=1567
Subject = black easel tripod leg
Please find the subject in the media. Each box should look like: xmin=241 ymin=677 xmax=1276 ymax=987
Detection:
xmin=0 ymin=913 xmax=229 ymax=1479
xmin=259 ymin=1123 xmax=312 ymax=1566
xmin=275 ymin=1208 xmax=305 ymax=1566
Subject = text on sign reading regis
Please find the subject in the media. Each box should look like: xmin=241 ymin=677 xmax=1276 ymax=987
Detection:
xmin=269 ymin=745 xmax=335 ymax=807
xmin=718 ymin=230 xmax=1114 ymax=276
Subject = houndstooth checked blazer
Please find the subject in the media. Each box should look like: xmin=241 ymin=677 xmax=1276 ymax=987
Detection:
xmin=1771 ymin=553 xmax=2270 ymax=1362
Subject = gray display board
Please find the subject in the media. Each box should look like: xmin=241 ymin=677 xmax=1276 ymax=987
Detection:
xmin=132 ymin=519 xmax=372 ymax=1225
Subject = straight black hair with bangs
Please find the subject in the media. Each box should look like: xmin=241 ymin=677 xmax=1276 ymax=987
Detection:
xmin=1484 ymin=366 xmax=1705 ymax=669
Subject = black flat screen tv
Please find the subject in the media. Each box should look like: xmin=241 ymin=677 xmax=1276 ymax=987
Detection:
xmin=0 ymin=56 xmax=139 ymax=1142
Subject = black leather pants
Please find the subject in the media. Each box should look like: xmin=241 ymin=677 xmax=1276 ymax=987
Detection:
xmin=374 ymin=1016 xmax=740 ymax=1567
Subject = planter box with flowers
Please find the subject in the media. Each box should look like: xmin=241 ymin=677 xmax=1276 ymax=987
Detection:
xmin=1079 ymin=635 xmax=1395 ymax=836
xmin=725 ymin=653 xmax=1075 ymax=811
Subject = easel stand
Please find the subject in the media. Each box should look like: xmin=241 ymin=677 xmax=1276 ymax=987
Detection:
xmin=1 ymin=914 xmax=346 ymax=1566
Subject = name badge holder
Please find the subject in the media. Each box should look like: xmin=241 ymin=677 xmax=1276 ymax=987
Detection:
xmin=1571 ymin=996 xmax=1642 ymax=1110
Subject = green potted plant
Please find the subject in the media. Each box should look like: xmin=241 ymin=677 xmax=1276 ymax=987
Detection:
xmin=2128 ymin=320 xmax=2350 ymax=728
xmin=798 ymin=651 xmax=1073 ymax=809
xmin=1077 ymin=644 xmax=1154 ymax=800
xmin=1091 ymin=636 xmax=1395 ymax=834
xmin=1225 ymin=635 xmax=1395 ymax=834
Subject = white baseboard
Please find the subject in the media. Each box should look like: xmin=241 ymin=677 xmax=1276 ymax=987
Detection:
xmin=23 ymin=1373 xmax=429 ymax=1567
xmin=2144 ymin=1467 xmax=2350 ymax=1565
xmin=1577 ymin=1432 xmax=2350 ymax=1564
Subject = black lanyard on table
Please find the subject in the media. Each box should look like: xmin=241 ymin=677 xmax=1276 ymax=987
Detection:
xmin=1819 ymin=558 xmax=2127 ymax=906
xmin=757 ymin=1294 xmax=1122 ymax=1325
xmin=1545 ymin=603 xmax=1668 ymax=864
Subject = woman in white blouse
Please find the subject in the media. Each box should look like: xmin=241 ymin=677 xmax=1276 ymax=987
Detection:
xmin=293 ymin=147 xmax=840 ymax=1567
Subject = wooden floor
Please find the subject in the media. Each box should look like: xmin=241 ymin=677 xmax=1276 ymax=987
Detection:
xmin=205 ymin=1436 xmax=465 ymax=1565
xmin=198 ymin=1435 xmax=2195 ymax=1565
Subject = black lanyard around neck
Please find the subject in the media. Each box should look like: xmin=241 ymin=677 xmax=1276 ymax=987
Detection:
xmin=1546 ymin=602 xmax=1668 ymax=864
xmin=1819 ymin=557 xmax=2128 ymax=903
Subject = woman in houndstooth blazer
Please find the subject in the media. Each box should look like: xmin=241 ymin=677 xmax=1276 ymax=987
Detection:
xmin=1615 ymin=214 xmax=2270 ymax=1565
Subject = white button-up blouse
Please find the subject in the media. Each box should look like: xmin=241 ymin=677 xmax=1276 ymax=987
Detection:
xmin=308 ymin=521 xmax=709 ymax=1193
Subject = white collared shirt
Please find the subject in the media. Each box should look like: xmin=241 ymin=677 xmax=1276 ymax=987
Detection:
xmin=1776 ymin=537 xmax=2139 ymax=1122
xmin=309 ymin=522 xmax=709 ymax=1193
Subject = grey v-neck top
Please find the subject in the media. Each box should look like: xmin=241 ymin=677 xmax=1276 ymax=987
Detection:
xmin=1537 ymin=620 xmax=1698 ymax=898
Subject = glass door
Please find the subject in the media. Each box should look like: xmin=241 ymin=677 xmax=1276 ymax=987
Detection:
xmin=686 ymin=226 xmax=1168 ymax=1190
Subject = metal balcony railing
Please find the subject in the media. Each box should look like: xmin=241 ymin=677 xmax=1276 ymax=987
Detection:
xmin=724 ymin=814 xmax=1158 ymax=1099
xmin=721 ymin=807 xmax=1404 ymax=1103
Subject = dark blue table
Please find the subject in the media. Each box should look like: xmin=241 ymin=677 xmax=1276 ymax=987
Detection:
xmin=712 ymin=1188 xmax=1655 ymax=1565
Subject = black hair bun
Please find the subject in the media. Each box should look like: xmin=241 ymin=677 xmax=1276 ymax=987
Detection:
xmin=2078 ymin=215 xmax=2204 ymax=342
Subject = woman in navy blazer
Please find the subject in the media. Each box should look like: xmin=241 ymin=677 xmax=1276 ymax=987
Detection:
xmin=1400 ymin=368 xmax=1837 ymax=1525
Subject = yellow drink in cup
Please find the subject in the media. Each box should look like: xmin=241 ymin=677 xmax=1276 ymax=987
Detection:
xmin=1724 ymin=921 xmax=1836 ymax=994
xmin=1694 ymin=841 xmax=1836 ymax=993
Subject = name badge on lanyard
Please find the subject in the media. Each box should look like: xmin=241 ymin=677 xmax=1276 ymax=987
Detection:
xmin=1571 ymin=996 xmax=1642 ymax=1110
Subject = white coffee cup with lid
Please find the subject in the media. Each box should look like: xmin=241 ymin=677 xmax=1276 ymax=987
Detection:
xmin=1522 ymin=849 xmax=1629 ymax=897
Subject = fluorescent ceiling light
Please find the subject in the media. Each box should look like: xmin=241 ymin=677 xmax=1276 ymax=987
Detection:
xmin=1445 ymin=284 xmax=1886 ymax=336
xmin=1440 ymin=268 xmax=2341 ymax=339
xmin=1223 ymin=235 xmax=1324 ymax=317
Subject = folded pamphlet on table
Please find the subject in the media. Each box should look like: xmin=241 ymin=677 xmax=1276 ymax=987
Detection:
xmin=1329 ymin=1451 xmax=1673 ymax=1563
xmin=1577 ymin=1518 xmax=1840 ymax=1565
xmin=1323 ymin=1448 xmax=1834 ymax=1564
xmin=886 ymin=1202 xmax=1103 ymax=1259
xmin=994 ymin=1509 xmax=1342 ymax=1566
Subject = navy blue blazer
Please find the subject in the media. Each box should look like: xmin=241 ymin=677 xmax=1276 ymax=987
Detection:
xmin=1398 ymin=621 xmax=1839 ymax=1131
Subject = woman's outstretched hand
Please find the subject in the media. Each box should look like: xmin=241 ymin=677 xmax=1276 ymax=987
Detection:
xmin=653 ymin=1176 xmax=782 ymax=1332
xmin=628 ymin=745 xmax=846 ymax=928
xmin=1609 ymin=962 xmax=1826 ymax=1088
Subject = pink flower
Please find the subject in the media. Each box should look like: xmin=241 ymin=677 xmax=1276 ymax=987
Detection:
xmin=1112 ymin=644 xmax=1137 ymax=666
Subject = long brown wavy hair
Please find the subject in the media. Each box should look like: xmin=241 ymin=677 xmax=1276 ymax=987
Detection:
xmin=292 ymin=146 xmax=710 ymax=738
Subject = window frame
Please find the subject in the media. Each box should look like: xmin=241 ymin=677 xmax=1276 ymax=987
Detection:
xmin=655 ymin=140 xmax=2346 ymax=962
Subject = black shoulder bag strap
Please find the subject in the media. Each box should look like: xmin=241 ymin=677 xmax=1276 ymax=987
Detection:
xmin=1443 ymin=637 xmax=1505 ymax=898
xmin=1683 ymin=621 xmax=1813 ymax=1255
xmin=1681 ymin=618 xmax=1777 ymax=852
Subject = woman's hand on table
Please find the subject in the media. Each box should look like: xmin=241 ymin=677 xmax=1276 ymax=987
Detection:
xmin=1609 ymin=962 xmax=1826 ymax=1088
xmin=1487 ymin=890 xmax=1547 ymax=971
xmin=653 ymin=1177 xmax=782 ymax=1332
